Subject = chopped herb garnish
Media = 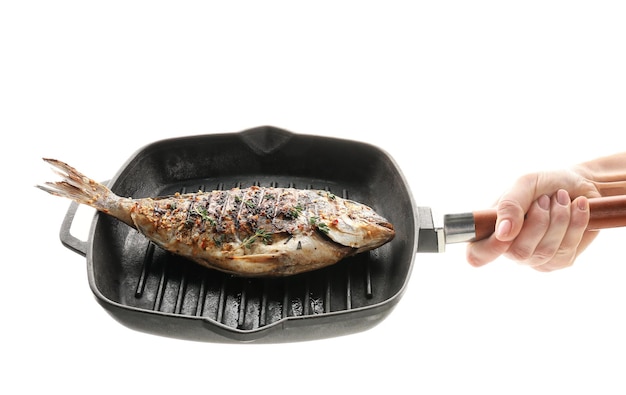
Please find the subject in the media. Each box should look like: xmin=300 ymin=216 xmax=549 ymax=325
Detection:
xmin=288 ymin=203 xmax=303 ymax=218
xmin=309 ymin=216 xmax=330 ymax=234
xmin=192 ymin=206 xmax=216 ymax=227
xmin=318 ymin=191 xmax=336 ymax=200
xmin=245 ymin=200 xmax=256 ymax=209
xmin=257 ymin=228 xmax=272 ymax=244
xmin=194 ymin=206 xmax=210 ymax=221
xmin=317 ymin=221 xmax=330 ymax=234
xmin=242 ymin=229 xmax=273 ymax=248
xmin=234 ymin=195 xmax=242 ymax=203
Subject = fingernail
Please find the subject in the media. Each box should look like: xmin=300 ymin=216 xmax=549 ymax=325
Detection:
xmin=496 ymin=219 xmax=511 ymax=239
xmin=538 ymin=194 xmax=550 ymax=210
xmin=577 ymin=196 xmax=588 ymax=211
xmin=557 ymin=189 xmax=569 ymax=206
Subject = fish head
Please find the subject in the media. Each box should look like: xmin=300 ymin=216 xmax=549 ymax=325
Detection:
xmin=324 ymin=200 xmax=395 ymax=253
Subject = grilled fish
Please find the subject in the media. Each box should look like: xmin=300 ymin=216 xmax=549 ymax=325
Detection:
xmin=38 ymin=158 xmax=395 ymax=277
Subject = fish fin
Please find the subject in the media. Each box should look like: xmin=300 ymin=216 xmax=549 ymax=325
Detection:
xmin=37 ymin=158 xmax=135 ymax=227
xmin=37 ymin=159 xmax=111 ymax=204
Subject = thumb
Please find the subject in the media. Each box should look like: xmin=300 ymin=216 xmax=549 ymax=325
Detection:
xmin=494 ymin=196 xmax=530 ymax=242
xmin=492 ymin=173 xmax=546 ymax=242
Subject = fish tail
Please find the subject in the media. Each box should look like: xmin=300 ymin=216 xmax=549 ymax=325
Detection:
xmin=37 ymin=158 xmax=136 ymax=227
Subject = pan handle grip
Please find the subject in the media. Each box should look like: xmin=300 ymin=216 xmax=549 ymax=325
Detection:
xmin=59 ymin=201 xmax=89 ymax=257
xmin=471 ymin=195 xmax=626 ymax=242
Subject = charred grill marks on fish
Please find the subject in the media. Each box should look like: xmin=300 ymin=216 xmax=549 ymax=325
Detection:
xmin=37 ymin=158 xmax=395 ymax=277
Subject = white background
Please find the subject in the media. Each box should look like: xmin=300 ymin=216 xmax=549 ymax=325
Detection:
xmin=2 ymin=1 xmax=626 ymax=394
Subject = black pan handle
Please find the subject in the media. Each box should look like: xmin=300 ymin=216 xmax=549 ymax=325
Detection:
xmin=59 ymin=201 xmax=89 ymax=257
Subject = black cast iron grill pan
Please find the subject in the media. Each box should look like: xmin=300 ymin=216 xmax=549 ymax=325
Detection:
xmin=59 ymin=126 xmax=419 ymax=343
xmin=59 ymin=126 xmax=626 ymax=343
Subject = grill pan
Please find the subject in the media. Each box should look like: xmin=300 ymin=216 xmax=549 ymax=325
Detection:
xmin=59 ymin=126 xmax=419 ymax=343
xmin=58 ymin=126 xmax=626 ymax=343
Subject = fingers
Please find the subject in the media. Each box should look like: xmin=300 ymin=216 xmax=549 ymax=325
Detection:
xmin=465 ymin=167 xmax=600 ymax=271
xmin=507 ymin=190 xmax=572 ymax=267
xmin=467 ymin=191 xmax=591 ymax=271
xmin=466 ymin=194 xmax=548 ymax=267
xmin=466 ymin=173 xmax=541 ymax=266
xmin=532 ymin=195 xmax=590 ymax=272
xmin=492 ymin=171 xmax=593 ymax=243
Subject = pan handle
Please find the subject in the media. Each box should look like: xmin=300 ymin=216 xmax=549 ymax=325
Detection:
xmin=59 ymin=201 xmax=89 ymax=257
xmin=467 ymin=195 xmax=626 ymax=242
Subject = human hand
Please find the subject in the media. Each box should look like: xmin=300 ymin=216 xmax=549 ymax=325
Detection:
xmin=466 ymin=169 xmax=602 ymax=271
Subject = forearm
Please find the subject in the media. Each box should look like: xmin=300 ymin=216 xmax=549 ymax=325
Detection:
xmin=574 ymin=152 xmax=626 ymax=196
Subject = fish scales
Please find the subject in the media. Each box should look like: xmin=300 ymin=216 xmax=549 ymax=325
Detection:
xmin=38 ymin=158 xmax=395 ymax=277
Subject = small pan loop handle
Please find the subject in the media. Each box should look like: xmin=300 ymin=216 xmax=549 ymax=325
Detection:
xmin=59 ymin=201 xmax=89 ymax=257
xmin=239 ymin=126 xmax=293 ymax=155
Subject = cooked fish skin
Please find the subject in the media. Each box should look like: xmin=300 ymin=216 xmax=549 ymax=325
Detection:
xmin=37 ymin=158 xmax=395 ymax=277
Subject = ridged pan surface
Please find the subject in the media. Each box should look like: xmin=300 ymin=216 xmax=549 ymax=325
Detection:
xmin=83 ymin=126 xmax=417 ymax=342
